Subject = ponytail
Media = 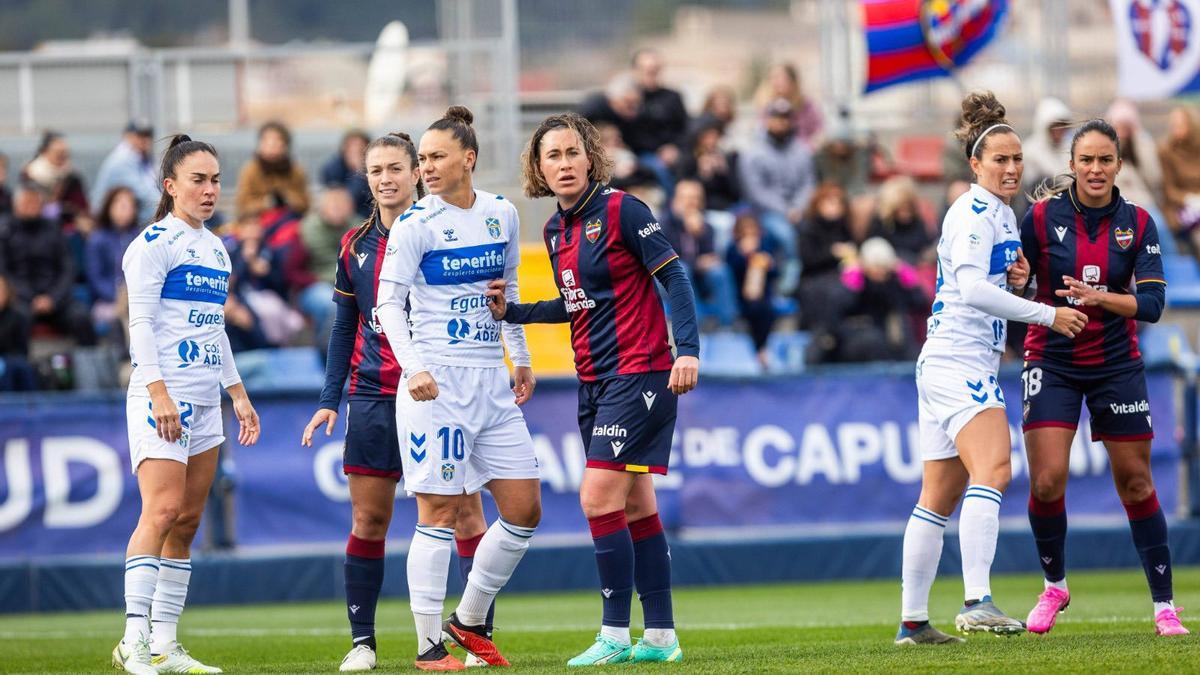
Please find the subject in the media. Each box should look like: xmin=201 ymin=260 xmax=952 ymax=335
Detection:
xmin=153 ymin=134 xmax=218 ymax=223
xmin=341 ymin=131 xmax=424 ymax=257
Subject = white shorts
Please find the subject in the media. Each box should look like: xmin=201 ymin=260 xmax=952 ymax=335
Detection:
xmin=126 ymin=395 xmax=224 ymax=473
xmin=915 ymin=349 xmax=1005 ymax=461
xmin=398 ymin=364 xmax=539 ymax=496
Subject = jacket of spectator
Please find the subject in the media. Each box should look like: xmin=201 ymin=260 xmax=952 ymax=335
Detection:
xmin=578 ymin=75 xmax=642 ymax=155
xmin=91 ymin=126 xmax=159 ymax=225
xmin=1023 ymin=97 xmax=1072 ymax=191
xmin=677 ymin=115 xmax=741 ymax=210
xmin=740 ymin=127 xmax=816 ymax=219
xmin=0 ymin=299 xmax=29 ymax=357
xmin=84 ymin=227 xmax=138 ymax=303
xmin=21 ymin=132 xmax=89 ymax=229
xmin=0 ymin=212 xmax=75 ymax=309
xmin=1159 ymin=106 xmax=1200 ymax=234
xmin=236 ymin=122 xmax=310 ymax=218
xmin=630 ymin=48 xmax=689 ymax=156
xmin=294 ymin=193 xmax=356 ymax=288
xmin=1107 ymin=99 xmax=1163 ymax=213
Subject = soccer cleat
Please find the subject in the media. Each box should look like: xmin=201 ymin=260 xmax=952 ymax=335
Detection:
xmin=339 ymin=644 xmax=377 ymax=671
xmin=954 ymin=596 xmax=1026 ymax=635
xmin=894 ymin=622 xmax=966 ymax=645
xmin=629 ymin=637 xmax=683 ymax=663
xmin=112 ymin=638 xmax=157 ymax=675
xmin=415 ymin=641 xmax=465 ymax=671
xmin=1026 ymin=586 xmax=1070 ymax=634
xmin=1155 ymin=607 xmax=1190 ymax=636
xmin=566 ymin=634 xmax=633 ymax=666
xmin=442 ymin=613 xmax=510 ymax=667
xmin=463 ymin=653 xmax=488 ymax=668
xmin=150 ymin=643 xmax=223 ymax=673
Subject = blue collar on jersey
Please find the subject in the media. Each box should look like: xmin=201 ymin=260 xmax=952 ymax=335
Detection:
xmin=558 ymin=181 xmax=604 ymax=218
xmin=1065 ymin=182 xmax=1123 ymax=218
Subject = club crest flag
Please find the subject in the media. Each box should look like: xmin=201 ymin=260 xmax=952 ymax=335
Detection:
xmin=1112 ymin=0 xmax=1200 ymax=100
xmin=863 ymin=0 xmax=1008 ymax=93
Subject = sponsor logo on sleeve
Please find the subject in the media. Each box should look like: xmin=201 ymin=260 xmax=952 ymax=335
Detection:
xmin=638 ymin=222 xmax=662 ymax=238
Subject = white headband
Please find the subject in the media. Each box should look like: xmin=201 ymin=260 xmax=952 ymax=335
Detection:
xmin=970 ymin=123 xmax=1016 ymax=158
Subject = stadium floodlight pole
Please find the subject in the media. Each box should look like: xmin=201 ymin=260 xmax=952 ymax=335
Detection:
xmin=229 ymin=0 xmax=250 ymax=49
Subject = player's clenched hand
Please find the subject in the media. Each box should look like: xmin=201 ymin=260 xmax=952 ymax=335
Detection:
xmin=301 ymin=409 xmax=338 ymax=447
xmin=1055 ymin=275 xmax=1105 ymax=307
xmin=408 ymin=371 xmax=439 ymax=401
xmin=1050 ymin=305 xmax=1088 ymax=338
xmin=233 ymin=395 xmax=260 ymax=446
xmin=669 ymin=355 xmax=699 ymax=395
xmin=1007 ymin=248 xmax=1030 ymax=292
xmin=149 ymin=388 xmax=182 ymax=443
xmin=485 ymin=279 xmax=508 ymax=320
xmin=512 ymin=365 xmax=536 ymax=405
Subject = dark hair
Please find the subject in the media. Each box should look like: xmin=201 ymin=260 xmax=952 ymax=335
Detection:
xmin=96 ymin=186 xmax=137 ymax=231
xmin=340 ymin=128 xmax=371 ymax=153
xmin=342 ymin=131 xmax=425 ymax=256
xmin=1032 ymin=118 xmax=1122 ymax=202
xmin=152 ymin=134 xmax=219 ymax=223
xmin=954 ymin=91 xmax=1013 ymax=160
xmin=35 ymin=130 xmax=63 ymax=158
xmin=427 ymin=105 xmax=479 ymax=172
xmin=520 ymin=112 xmax=613 ymax=199
xmin=258 ymin=120 xmax=292 ymax=148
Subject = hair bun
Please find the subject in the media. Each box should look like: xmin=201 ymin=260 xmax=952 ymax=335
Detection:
xmin=389 ymin=131 xmax=414 ymax=143
xmin=444 ymin=105 xmax=474 ymax=126
xmin=168 ymin=133 xmax=193 ymax=149
xmin=954 ymin=91 xmax=1009 ymax=152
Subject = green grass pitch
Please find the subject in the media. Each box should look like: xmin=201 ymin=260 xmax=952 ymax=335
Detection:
xmin=1 ymin=567 xmax=1197 ymax=673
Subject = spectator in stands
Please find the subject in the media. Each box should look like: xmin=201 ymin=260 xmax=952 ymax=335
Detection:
xmin=84 ymin=187 xmax=140 ymax=338
xmin=814 ymin=108 xmax=873 ymax=198
xmin=91 ymin=120 xmax=160 ymax=225
xmin=1023 ymin=97 xmax=1073 ymax=193
xmin=831 ymin=237 xmax=926 ymax=362
xmin=21 ymin=131 xmax=89 ymax=230
xmin=676 ymin=115 xmax=740 ymax=211
xmin=1158 ymin=105 xmax=1200 ymax=256
xmin=291 ymin=186 xmax=357 ymax=351
xmin=0 ymin=182 xmax=95 ymax=345
xmin=319 ymin=129 xmax=373 ymax=218
xmin=664 ymin=179 xmax=736 ymax=327
xmin=630 ymin=48 xmax=690 ymax=187
xmin=0 ymin=275 xmax=35 ymax=391
xmin=696 ymin=85 xmax=737 ymax=134
xmin=865 ymin=176 xmax=936 ymax=266
xmin=740 ymin=97 xmax=816 ymax=290
xmin=726 ymin=210 xmax=779 ymax=370
xmin=0 ymin=152 xmax=11 ymax=217
xmin=578 ymin=73 xmax=642 ymax=158
xmin=1107 ymin=99 xmax=1163 ymax=214
xmin=226 ymin=216 xmax=304 ymax=347
xmin=753 ymin=62 xmax=823 ymax=147
xmin=798 ymin=183 xmax=856 ymax=331
xmin=596 ymin=121 xmax=660 ymax=197
xmin=235 ymin=121 xmax=310 ymax=219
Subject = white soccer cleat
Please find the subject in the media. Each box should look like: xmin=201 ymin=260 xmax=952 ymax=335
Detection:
xmin=464 ymin=653 xmax=488 ymax=667
xmin=112 ymin=638 xmax=157 ymax=675
xmin=150 ymin=642 xmax=223 ymax=673
xmin=339 ymin=644 xmax=378 ymax=671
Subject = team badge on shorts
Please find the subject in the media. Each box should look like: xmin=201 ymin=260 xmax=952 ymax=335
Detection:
xmin=1115 ymin=227 xmax=1134 ymax=249
xmin=486 ymin=217 xmax=502 ymax=239
xmin=585 ymin=219 xmax=603 ymax=243
xmin=441 ymin=462 xmax=455 ymax=481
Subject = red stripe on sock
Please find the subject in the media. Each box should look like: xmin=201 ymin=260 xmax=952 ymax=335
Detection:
xmin=588 ymin=510 xmax=628 ymax=539
xmin=1028 ymin=494 xmax=1066 ymax=517
xmin=1123 ymin=491 xmax=1161 ymax=521
xmin=346 ymin=534 xmax=385 ymax=559
xmin=455 ymin=532 xmax=484 ymax=558
xmin=628 ymin=513 xmax=664 ymax=542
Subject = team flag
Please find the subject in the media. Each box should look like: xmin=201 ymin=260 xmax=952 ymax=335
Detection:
xmin=1111 ymin=0 xmax=1200 ymax=100
xmin=863 ymin=0 xmax=1009 ymax=93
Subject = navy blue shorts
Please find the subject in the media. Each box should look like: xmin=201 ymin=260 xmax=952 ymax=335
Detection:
xmin=1021 ymin=361 xmax=1153 ymax=442
xmin=578 ymin=371 xmax=677 ymax=475
xmin=344 ymin=398 xmax=402 ymax=479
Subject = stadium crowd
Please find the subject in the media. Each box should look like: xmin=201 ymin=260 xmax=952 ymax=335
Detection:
xmin=1 ymin=47 xmax=1199 ymax=391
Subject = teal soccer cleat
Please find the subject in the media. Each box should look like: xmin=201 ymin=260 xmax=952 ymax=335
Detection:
xmin=566 ymin=634 xmax=633 ymax=666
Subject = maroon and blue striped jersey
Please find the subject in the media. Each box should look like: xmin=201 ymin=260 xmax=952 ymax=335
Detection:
xmin=543 ymin=183 xmax=679 ymax=382
xmin=332 ymin=218 xmax=402 ymax=398
xmin=1021 ymin=186 xmax=1166 ymax=369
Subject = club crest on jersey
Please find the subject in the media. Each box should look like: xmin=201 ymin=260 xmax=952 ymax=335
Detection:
xmin=441 ymin=463 xmax=455 ymax=481
xmin=443 ymin=228 xmax=459 ymax=242
xmin=486 ymin=217 xmax=502 ymax=239
xmin=1115 ymin=226 xmax=1134 ymax=249
xmin=213 ymin=249 xmax=226 ymax=268
xmin=186 ymin=247 xmax=199 ymax=260
xmin=585 ymin=220 xmax=603 ymax=243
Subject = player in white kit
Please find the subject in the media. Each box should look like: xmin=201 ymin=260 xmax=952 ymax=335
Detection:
xmin=375 ymin=106 xmax=541 ymax=670
xmin=112 ymin=135 xmax=260 ymax=674
xmin=894 ymin=93 xmax=1087 ymax=645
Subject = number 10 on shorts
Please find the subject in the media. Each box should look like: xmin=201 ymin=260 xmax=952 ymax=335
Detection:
xmin=438 ymin=426 xmax=465 ymax=461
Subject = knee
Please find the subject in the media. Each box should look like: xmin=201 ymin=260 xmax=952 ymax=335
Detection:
xmin=1117 ymin=473 xmax=1155 ymax=504
xmin=421 ymin=499 xmax=460 ymax=528
xmin=579 ymin=490 xmax=621 ymax=521
xmin=352 ymin=506 xmax=392 ymax=540
xmin=143 ymin=502 xmax=182 ymax=535
xmin=1029 ymin=473 xmax=1065 ymax=503
xmin=169 ymin=510 xmax=203 ymax=542
xmin=503 ymin=501 xmax=541 ymax=529
xmin=973 ymin=459 xmax=1011 ymax=493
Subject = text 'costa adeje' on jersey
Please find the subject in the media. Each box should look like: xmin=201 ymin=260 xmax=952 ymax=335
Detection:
xmin=333 ymin=218 xmax=401 ymax=398
xmin=379 ymin=189 xmax=528 ymax=368
xmin=123 ymin=214 xmax=232 ymax=406
xmin=924 ymin=183 xmax=1020 ymax=354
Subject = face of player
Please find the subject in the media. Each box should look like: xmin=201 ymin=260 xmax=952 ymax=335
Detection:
xmin=165 ymin=151 xmax=219 ymax=227
xmin=418 ymin=129 xmax=474 ymax=199
xmin=366 ymin=145 xmax=419 ymax=213
xmin=537 ymin=127 xmax=592 ymax=209
xmin=970 ymin=131 xmax=1022 ymax=204
xmin=1070 ymin=131 xmax=1121 ymax=208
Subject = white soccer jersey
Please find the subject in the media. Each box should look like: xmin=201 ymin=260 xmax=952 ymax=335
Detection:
xmin=123 ymin=215 xmax=233 ymax=405
xmin=923 ymin=183 xmax=1020 ymax=354
xmin=379 ymin=189 xmax=529 ymax=368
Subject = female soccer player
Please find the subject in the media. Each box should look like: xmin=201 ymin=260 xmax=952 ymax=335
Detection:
xmin=113 ymin=135 xmax=260 ymax=674
xmin=375 ymin=106 xmax=542 ymax=671
xmin=895 ymin=93 xmax=1087 ymax=645
xmin=1020 ymin=119 xmax=1187 ymax=636
xmin=485 ymin=111 xmax=699 ymax=665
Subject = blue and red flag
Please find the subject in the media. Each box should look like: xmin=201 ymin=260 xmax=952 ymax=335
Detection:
xmin=863 ymin=0 xmax=1009 ymax=93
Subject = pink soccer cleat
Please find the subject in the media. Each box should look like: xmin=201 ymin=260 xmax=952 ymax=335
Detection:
xmin=1155 ymin=607 xmax=1189 ymax=636
xmin=1026 ymin=586 xmax=1070 ymax=634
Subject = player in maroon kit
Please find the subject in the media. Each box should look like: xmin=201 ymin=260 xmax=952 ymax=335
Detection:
xmin=1018 ymin=118 xmax=1186 ymax=637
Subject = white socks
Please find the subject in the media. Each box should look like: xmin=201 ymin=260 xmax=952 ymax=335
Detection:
xmin=901 ymin=505 xmax=948 ymax=622
xmin=643 ymin=628 xmax=677 ymax=647
xmin=1045 ymin=577 xmax=1068 ymax=591
xmin=150 ymin=558 xmax=191 ymax=654
xmin=124 ymin=555 xmax=159 ymax=645
xmin=960 ymin=484 xmax=1003 ymax=602
xmin=456 ymin=519 xmax=536 ymax=626
xmin=600 ymin=624 xmax=631 ymax=645
xmin=1155 ymin=600 xmax=1175 ymax=614
xmin=409 ymin=525 xmax=454 ymax=652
